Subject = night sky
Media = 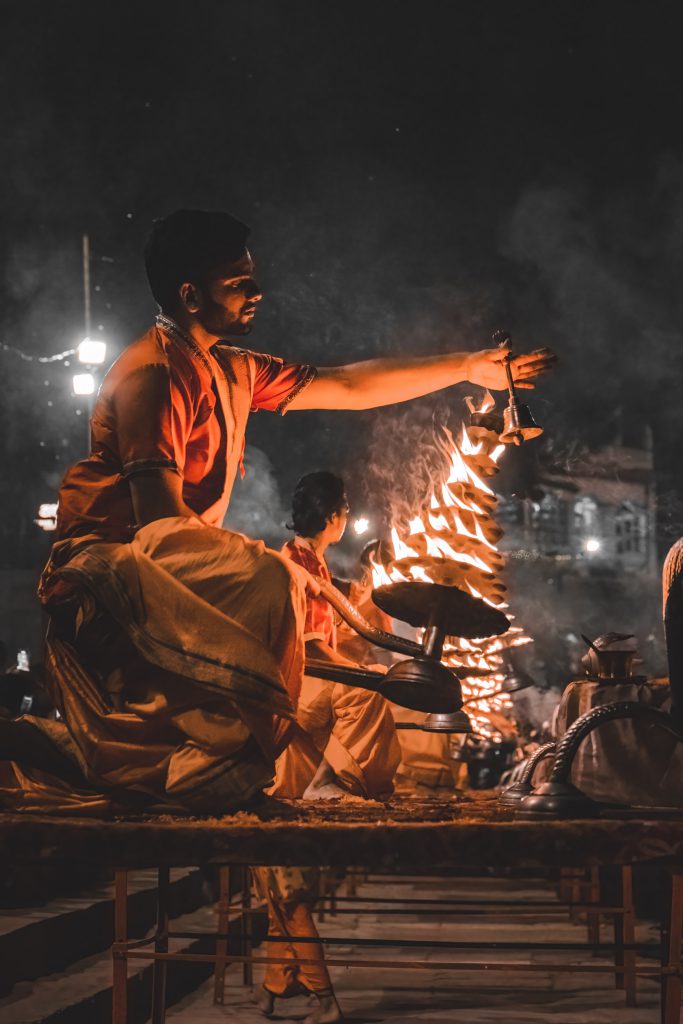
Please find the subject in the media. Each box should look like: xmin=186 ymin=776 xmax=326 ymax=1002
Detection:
xmin=3 ymin=2 xmax=683 ymax=567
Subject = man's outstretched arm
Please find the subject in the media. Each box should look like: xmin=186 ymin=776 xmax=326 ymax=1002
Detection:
xmin=288 ymin=343 xmax=556 ymax=412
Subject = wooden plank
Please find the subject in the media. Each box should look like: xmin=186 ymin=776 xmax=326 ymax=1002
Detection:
xmin=2 ymin=796 xmax=683 ymax=871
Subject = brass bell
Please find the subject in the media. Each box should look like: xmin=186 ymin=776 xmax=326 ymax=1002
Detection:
xmin=492 ymin=329 xmax=544 ymax=445
xmin=501 ymin=665 xmax=537 ymax=693
xmin=500 ymin=399 xmax=544 ymax=445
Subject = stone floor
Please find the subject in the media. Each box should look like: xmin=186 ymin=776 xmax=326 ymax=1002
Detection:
xmin=159 ymin=874 xmax=664 ymax=1023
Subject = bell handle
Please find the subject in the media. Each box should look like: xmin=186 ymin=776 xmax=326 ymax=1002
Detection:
xmin=314 ymin=576 xmax=424 ymax=657
xmin=503 ymin=356 xmax=518 ymax=400
xmin=492 ymin=328 xmax=518 ymax=401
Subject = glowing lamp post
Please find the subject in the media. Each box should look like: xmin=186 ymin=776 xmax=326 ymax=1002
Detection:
xmin=72 ymin=372 xmax=96 ymax=396
xmin=72 ymin=235 xmax=107 ymax=452
xmin=77 ymin=338 xmax=107 ymax=365
xmin=585 ymin=537 xmax=601 ymax=555
xmin=72 ymin=364 xmax=99 ymax=451
xmin=35 ymin=502 xmax=58 ymax=532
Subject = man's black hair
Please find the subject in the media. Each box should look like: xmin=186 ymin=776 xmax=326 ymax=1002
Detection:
xmin=144 ymin=209 xmax=250 ymax=311
xmin=288 ymin=472 xmax=347 ymax=537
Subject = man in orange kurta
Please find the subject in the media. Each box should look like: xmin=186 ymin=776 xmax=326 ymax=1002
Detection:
xmin=19 ymin=321 xmax=316 ymax=811
xmin=4 ymin=212 xmax=319 ymax=813
xmin=1 ymin=209 xmax=555 ymax=815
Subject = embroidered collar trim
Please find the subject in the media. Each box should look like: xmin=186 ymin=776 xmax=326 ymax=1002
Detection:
xmin=155 ymin=313 xmax=214 ymax=377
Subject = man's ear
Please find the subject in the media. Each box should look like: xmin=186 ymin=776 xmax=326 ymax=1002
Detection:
xmin=179 ymin=282 xmax=201 ymax=313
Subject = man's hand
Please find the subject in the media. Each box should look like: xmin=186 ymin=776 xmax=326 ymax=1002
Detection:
xmin=286 ymin=560 xmax=321 ymax=596
xmin=465 ymin=345 xmax=557 ymax=391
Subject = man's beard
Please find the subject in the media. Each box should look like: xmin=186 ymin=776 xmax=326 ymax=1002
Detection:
xmin=221 ymin=319 xmax=253 ymax=338
xmin=200 ymin=305 xmax=253 ymax=339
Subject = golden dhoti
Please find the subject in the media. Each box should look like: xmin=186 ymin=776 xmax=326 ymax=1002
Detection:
xmin=270 ymin=675 xmax=401 ymax=798
xmin=1 ymin=516 xmax=307 ymax=814
xmin=392 ymin=707 xmax=458 ymax=795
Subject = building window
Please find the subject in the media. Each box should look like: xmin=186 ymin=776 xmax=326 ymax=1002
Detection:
xmin=574 ymin=497 xmax=598 ymax=532
xmin=534 ymin=493 xmax=571 ymax=552
xmin=615 ymin=502 xmax=645 ymax=557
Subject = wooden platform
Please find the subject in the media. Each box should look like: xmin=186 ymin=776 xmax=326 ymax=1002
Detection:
xmin=3 ymin=794 xmax=683 ymax=1022
xmin=2 ymin=794 xmax=683 ymax=871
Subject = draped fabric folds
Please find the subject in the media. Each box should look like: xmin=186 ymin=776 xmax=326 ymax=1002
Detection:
xmin=0 ymin=517 xmax=307 ymax=815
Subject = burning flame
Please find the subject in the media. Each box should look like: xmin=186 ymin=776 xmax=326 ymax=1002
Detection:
xmin=372 ymin=393 xmax=532 ymax=739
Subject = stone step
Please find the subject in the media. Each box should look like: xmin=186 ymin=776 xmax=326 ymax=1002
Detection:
xmin=0 ymin=867 xmax=207 ymax=998
xmin=0 ymin=901 xmax=219 ymax=1024
xmin=165 ymin=875 xmax=661 ymax=1024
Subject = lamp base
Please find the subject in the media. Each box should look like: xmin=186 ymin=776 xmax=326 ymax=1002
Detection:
xmin=498 ymin=780 xmax=533 ymax=807
xmin=515 ymin=781 xmax=600 ymax=819
xmin=380 ymin=657 xmax=464 ymax=714
xmin=423 ymin=711 xmax=472 ymax=733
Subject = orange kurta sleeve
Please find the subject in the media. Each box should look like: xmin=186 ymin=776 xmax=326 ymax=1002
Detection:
xmin=112 ymin=362 xmax=197 ymax=478
xmin=250 ymin=354 xmax=317 ymax=415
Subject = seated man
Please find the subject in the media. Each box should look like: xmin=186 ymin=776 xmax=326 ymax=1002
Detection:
xmin=273 ymin=473 xmax=401 ymax=800
xmin=0 ymin=208 xmax=554 ymax=815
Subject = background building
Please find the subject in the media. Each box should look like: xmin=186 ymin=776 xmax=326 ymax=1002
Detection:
xmin=498 ymin=440 xmax=663 ymax=688
xmin=500 ymin=441 xmax=656 ymax=573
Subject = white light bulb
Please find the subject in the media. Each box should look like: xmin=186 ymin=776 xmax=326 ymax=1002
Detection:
xmin=585 ymin=537 xmax=601 ymax=553
xmin=73 ymin=373 xmax=95 ymax=396
xmin=35 ymin=502 xmax=58 ymax=532
xmin=354 ymin=517 xmax=370 ymax=536
xmin=78 ymin=338 xmax=107 ymax=364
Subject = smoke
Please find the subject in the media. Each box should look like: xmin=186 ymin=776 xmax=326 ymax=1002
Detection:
xmin=496 ymin=168 xmax=682 ymax=674
xmin=501 ymin=166 xmax=683 ymax=460
xmin=504 ymin=556 xmax=667 ymax=686
xmin=224 ymin=446 xmax=290 ymax=548
xmin=361 ymin=396 xmax=481 ymax=531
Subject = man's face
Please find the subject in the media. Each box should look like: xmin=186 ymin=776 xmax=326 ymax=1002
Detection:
xmin=329 ymin=501 xmax=350 ymax=544
xmin=192 ymin=251 xmax=262 ymax=337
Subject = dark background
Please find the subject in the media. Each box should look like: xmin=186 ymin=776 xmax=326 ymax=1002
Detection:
xmin=2 ymin=1 xmax=683 ymax=572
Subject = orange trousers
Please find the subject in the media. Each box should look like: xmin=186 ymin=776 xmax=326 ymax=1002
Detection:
xmin=262 ymin=896 xmax=332 ymax=996
xmin=391 ymin=705 xmax=457 ymax=793
xmin=270 ymin=676 xmax=401 ymax=798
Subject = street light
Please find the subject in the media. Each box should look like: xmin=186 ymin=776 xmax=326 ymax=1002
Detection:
xmin=585 ymin=537 xmax=601 ymax=554
xmin=73 ymin=373 xmax=96 ymax=396
xmin=74 ymin=338 xmax=106 ymax=397
xmin=35 ymin=503 xmax=58 ymax=532
xmin=73 ymin=237 xmax=109 ymax=450
xmin=77 ymin=338 xmax=107 ymax=364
